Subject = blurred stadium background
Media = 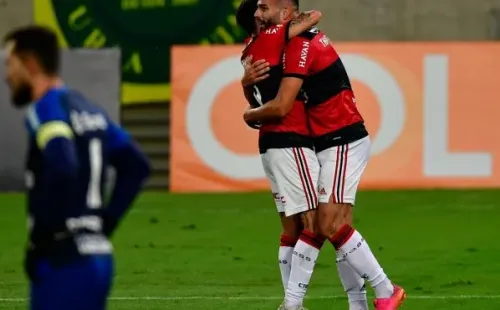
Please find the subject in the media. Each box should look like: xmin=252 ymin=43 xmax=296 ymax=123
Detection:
xmin=0 ymin=0 xmax=500 ymax=309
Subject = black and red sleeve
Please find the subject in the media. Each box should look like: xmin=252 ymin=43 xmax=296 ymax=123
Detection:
xmin=283 ymin=35 xmax=315 ymax=79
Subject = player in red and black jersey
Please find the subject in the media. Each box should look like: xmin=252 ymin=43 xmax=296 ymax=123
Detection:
xmin=236 ymin=1 xmax=325 ymax=309
xmin=244 ymin=24 xmax=406 ymax=310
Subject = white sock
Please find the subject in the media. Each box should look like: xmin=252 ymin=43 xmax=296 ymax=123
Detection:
xmin=279 ymin=235 xmax=297 ymax=292
xmin=285 ymin=229 xmax=323 ymax=308
xmin=332 ymin=225 xmax=394 ymax=299
xmin=336 ymin=254 xmax=368 ymax=310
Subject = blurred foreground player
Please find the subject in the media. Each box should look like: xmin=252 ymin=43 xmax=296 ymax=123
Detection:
xmin=3 ymin=26 xmax=150 ymax=310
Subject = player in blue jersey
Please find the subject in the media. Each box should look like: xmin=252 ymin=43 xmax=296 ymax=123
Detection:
xmin=3 ymin=26 xmax=151 ymax=310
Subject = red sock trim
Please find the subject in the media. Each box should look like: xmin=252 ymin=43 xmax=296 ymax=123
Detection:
xmin=299 ymin=229 xmax=325 ymax=249
xmin=280 ymin=234 xmax=298 ymax=247
xmin=330 ymin=224 xmax=355 ymax=250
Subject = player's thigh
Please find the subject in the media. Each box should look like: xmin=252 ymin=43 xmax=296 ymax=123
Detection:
xmin=267 ymin=147 xmax=320 ymax=217
xmin=31 ymin=255 xmax=114 ymax=310
xmin=316 ymin=136 xmax=371 ymax=206
xmin=261 ymin=153 xmax=286 ymax=213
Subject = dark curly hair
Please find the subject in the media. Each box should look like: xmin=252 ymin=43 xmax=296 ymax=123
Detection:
xmin=4 ymin=26 xmax=60 ymax=74
xmin=236 ymin=0 xmax=258 ymax=36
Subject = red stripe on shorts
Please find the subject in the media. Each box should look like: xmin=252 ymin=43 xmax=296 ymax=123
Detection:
xmin=298 ymin=148 xmax=317 ymax=208
xmin=292 ymin=148 xmax=311 ymax=210
xmin=331 ymin=146 xmax=341 ymax=204
xmin=340 ymin=144 xmax=349 ymax=204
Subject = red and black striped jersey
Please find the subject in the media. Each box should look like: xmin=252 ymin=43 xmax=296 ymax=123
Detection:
xmin=242 ymin=24 xmax=312 ymax=153
xmin=283 ymin=28 xmax=368 ymax=151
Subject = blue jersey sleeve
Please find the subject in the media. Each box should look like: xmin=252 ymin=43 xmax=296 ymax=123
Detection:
xmin=106 ymin=119 xmax=132 ymax=152
xmin=103 ymin=119 xmax=150 ymax=236
xmin=26 ymin=89 xmax=73 ymax=150
xmin=26 ymin=89 xmax=79 ymax=245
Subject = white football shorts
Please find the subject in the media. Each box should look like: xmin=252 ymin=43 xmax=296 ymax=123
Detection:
xmin=261 ymin=147 xmax=320 ymax=216
xmin=316 ymin=136 xmax=371 ymax=205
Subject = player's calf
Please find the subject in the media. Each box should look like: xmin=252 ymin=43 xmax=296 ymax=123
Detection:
xmin=316 ymin=191 xmax=400 ymax=302
xmin=279 ymin=213 xmax=303 ymax=292
xmin=317 ymin=201 xmax=369 ymax=310
xmin=284 ymin=210 xmax=324 ymax=308
xmin=330 ymin=223 xmax=396 ymax=300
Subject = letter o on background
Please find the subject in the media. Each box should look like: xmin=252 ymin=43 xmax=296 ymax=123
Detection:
xmin=341 ymin=54 xmax=406 ymax=155
xmin=186 ymin=56 xmax=265 ymax=180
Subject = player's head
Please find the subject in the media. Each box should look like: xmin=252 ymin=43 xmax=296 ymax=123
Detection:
xmin=254 ymin=0 xmax=298 ymax=27
xmin=3 ymin=26 xmax=60 ymax=108
xmin=237 ymin=0 xmax=260 ymax=36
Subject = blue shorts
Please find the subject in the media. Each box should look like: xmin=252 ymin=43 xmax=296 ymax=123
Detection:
xmin=30 ymin=254 xmax=114 ymax=310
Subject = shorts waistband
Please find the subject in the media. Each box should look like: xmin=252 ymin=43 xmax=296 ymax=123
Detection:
xmin=313 ymin=122 xmax=369 ymax=153
xmin=259 ymin=132 xmax=314 ymax=154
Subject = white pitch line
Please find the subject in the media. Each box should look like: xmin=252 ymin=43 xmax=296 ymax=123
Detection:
xmin=0 ymin=295 xmax=499 ymax=302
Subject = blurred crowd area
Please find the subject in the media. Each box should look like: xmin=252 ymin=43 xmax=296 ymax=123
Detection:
xmin=1 ymin=0 xmax=500 ymax=41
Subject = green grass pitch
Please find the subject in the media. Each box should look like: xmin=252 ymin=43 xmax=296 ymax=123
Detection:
xmin=0 ymin=189 xmax=499 ymax=309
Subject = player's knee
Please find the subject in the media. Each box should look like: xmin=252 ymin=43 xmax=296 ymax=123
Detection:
xmin=333 ymin=204 xmax=352 ymax=227
xmin=317 ymin=219 xmax=335 ymax=239
xmin=300 ymin=210 xmax=317 ymax=232
xmin=317 ymin=203 xmax=346 ymax=239
xmin=282 ymin=226 xmax=302 ymax=241
xmin=280 ymin=213 xmax=303 ymax=240
xmin=342 ymin=204 xmax=354 ymax=226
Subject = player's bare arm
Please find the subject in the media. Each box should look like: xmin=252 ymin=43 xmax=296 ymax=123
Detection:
xmin=243 ymin=77 xmax=303 ymax=123
xmin=244 ymin=32 xmax=314 ymax=123
xmin=241 ymin=10 xmax=322 ymax=88
xmin=288 ymin=10 xmax=322 ymax=38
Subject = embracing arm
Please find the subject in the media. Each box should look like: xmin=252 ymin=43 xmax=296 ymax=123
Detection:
xmin=243 ymin=77 xmax=303 ymax=122
xmin=288 ymin=10 xmax=322 ymax=38
xmin=243 ymin=35 xmax=315 ymax=123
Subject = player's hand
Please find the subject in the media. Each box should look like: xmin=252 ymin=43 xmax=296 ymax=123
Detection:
xmin=241 ymin=55 xmax=270 ymax=87
xmin=243 ymin=106 xmax=261 ymax=130
xmin=245 ymin=120 xmax=261 ymax=130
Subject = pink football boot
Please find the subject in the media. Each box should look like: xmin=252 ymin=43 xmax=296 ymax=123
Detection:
xmin=373 ymin=285 xmax=406 ymax=310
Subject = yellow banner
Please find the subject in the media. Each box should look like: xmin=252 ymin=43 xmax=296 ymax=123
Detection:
xmin=34 ymin=0 xmax=246 ymax=104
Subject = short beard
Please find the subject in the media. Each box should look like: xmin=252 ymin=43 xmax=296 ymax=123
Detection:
xmin=11 ymin=84 xmax=33 ymax=108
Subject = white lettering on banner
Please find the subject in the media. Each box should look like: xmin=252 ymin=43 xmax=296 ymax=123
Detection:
xmin=299 ymin=41 xmax=309 ymax=68
xmin=423 ymin=55 xmax=492 ymax=177
xmin=186 ymin=57 xmax=264 ymax=179
xmin=340 ymin=54 xmax=405 ymax=156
